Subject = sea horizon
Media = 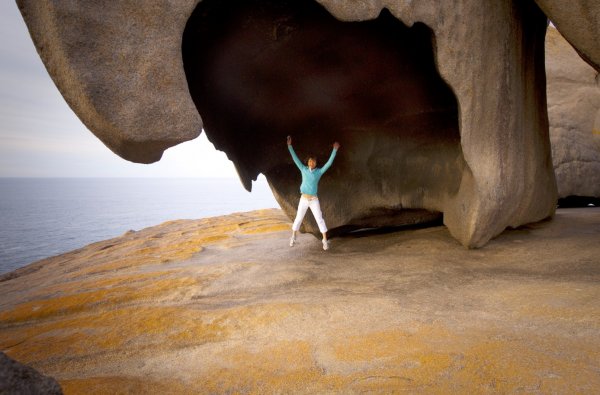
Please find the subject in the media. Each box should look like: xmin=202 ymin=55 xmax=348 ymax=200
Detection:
xmin=0 ymin=177 xmax=279 ymax=274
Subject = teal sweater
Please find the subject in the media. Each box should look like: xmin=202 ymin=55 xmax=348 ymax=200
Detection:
xmin=288 ymin=145 xmax=338 ymax=196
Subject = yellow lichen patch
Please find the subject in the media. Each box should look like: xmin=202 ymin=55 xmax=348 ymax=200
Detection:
xmin=188 ymin=223 xmax=240 ymax=235
xmin=44 ymin=210 xmax=291 ymax=277
xmin=200 ymin=340 xmax=335 ymax=394
xmin=0 ymin=288 xmax=115 ymax=323
xmin=332 ymin=329 xmax=417 ymax=361
xmin=447 ymin=336 xmax=600 ymax=393
xmin=331 ymin=325 xmax=455 ymax=362
xmin=240 ymin=222 xmax=291 ymax=235
xmin=198 ymin=332 xmax=453 ymax=394
xmin=75 ymin=243 xmax=206 ymax=275
xmin=197 ymin=325 xmax=457 ymax=393
xmin=60 ymin=376 xmax=194 ymax=395
xmin=0 ymin=301 xmax=299 ymax=371
xmin=69 ymin=215 xmax=284 ymax=275
xmin=3 ymin=305 xmax=228 ymax=365
xmin=326 ymin=326 xmax=456 ymax=391
xmin=216 ymin=302 xmax=305 ymax=330
xmin=452 ymin=339 xmax=543 ymax=392
xmin=0 ymin=276 xmax=200 ymax=323
xmin=193 ymin=234 xmax=231 ymax=244
xmin=26 ymin=271 xmax=175 ymax=300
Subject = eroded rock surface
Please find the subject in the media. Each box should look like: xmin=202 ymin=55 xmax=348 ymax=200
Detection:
xmin=534 ymin=0 xmax=600 ymax=71
xmin=21 ymin=0 xmax=600 ymax=246
xmin=1 ymin=209 xmax=599 ymax=392
xmin=546 ymin=27 xmax=600 ymax=204
xmin=15 ymin=0 xmax=202 ymax=162
xmin=182 ymin=0 xmax=555 ymax=247
xmin=182 ymin=0 xmax=459 ymax=236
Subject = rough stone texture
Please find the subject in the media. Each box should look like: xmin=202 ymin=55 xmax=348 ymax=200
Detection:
xmin=1 ymin=208 xmax=599 ymax=393
xmin=0 ymin=352 xmax=63 ymax=394
xmin=16 ymin=0 xmax=561 ymax=247
xmin=546 ymin=27 xmax=600 ymax=203
xmin=183 ymin=0 xmax=556 ymax=247
xmin=534 ymin=0 xmax=600 ymax=71
xmin=15 ymin=0 xmax=202 ymax=163
xmin=183 ymin=0 xmax=458 ymax=235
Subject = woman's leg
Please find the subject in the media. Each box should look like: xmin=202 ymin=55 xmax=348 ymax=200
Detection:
xmin=308 ymin=199 xmax=329 ymax=249
xmin=290 ymin=197 xmax=309 ymax=245
xmin=308 ymin=198 xmax=328 ymax=234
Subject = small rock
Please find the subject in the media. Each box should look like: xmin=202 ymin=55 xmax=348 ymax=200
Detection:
xmin=0 ymin=352 xmax=62 ymax=394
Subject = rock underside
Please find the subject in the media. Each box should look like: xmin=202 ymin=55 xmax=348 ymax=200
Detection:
xmin=22 ymin=0 xmax=600 ymax=247
xmin=534 ymin=0 xmax=600 ymax=71
xmin=1 ymin=208 xmax=599 ymax=393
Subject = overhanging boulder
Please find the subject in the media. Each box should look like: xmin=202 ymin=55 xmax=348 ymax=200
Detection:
xmin=534 ymin=0 xmax=600 ymax=71
xmin=18 ymin=0 xmax=590 ymax=247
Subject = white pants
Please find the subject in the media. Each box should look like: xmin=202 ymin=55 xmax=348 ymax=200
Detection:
xmin=292 ymin=196 xmax=328 ymax=233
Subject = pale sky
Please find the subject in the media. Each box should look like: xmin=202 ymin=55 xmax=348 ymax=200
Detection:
xmin=0 ymin=1 xmax=239 ymax=178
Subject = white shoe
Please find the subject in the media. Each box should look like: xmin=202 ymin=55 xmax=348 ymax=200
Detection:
xmin=289 ymin=237 xmax=296 ymax=247
xmin=322 ymin=239 xmax=329 ymax=250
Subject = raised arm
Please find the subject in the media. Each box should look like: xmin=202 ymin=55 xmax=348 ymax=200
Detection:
xmin=320 ymin=142 xmax=340 ymax=173
xmin=287 ymin=136 xmax=304 ymax=170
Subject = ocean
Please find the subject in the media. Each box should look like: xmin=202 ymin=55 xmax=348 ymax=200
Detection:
xmin=0 ymin=177 xmax=279 ymax=275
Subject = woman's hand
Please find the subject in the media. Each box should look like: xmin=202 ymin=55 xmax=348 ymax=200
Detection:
xmin=333 ymin=141 xmax=340 ymax=150
xmin=287 ymin=136 xmax=292 ymax=145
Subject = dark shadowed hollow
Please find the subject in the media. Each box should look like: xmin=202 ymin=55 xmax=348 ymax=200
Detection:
xmin=182 ymin=0 xmax=466 ymax=236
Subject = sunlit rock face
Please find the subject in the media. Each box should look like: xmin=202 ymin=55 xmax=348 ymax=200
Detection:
xmin=182 ymin=0 xmax=461 ymax=236
xmin=546 ymin=28 xmax=600 ymax=207
xmin=21 ymin=0 xmax=599 ymax=247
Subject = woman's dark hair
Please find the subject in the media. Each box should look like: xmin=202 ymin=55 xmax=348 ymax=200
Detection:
xmin=306 ymin=156 xmax=317 ymax=164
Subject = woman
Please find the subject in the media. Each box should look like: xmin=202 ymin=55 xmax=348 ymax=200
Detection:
xmin=287 ymin=135 xmax=340 ymax=250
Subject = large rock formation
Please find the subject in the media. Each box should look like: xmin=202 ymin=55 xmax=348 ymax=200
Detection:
xmin=546 ymin=27 xmax=600 ymax=205
xmin=15 ymin=0 xmax=202 ymax=163
xmin=1 ymin=209 xmax=600 ymax=392
xmin=15 ymin=0 xmax=599 ymax=247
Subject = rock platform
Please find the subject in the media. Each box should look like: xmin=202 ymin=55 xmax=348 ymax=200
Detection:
xmin=1 ymin=208 xmax=599 ymax=393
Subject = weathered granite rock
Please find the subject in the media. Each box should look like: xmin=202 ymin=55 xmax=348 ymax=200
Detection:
xmin=0 ymin=352 xmax=63 ymax=394
xmin=16 ymin=0 xmax=564 ymax=247
xmin=1 ymin=209 xmax=600 ymax=392
xmin=183 ymin=0 xmax=556 ymax=247
xmin=546 ymin=27 xmax=600 ymax=205
xmin=534 ymin=0 xmax=600 ymax=71
xmin=15 ymin=0 xmax=202 ymax=163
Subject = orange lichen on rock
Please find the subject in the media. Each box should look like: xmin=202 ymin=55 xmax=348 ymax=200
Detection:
xmin=0 ymin=276 xmax=200 ymax=324
xmin=60 ymin=376 xmax=195 ymax=395
xmin=53 ymin=209 xmax=290 ymax=276
xmin=200 ymin=340 xmax=333 ymax=393
xmin=2 ymin=304 xmax=228 ymax=365
xmin=1 ymin=208 xmax=599 ymax=393
xmin=193 ymin=324 xmax=600 ymax=393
